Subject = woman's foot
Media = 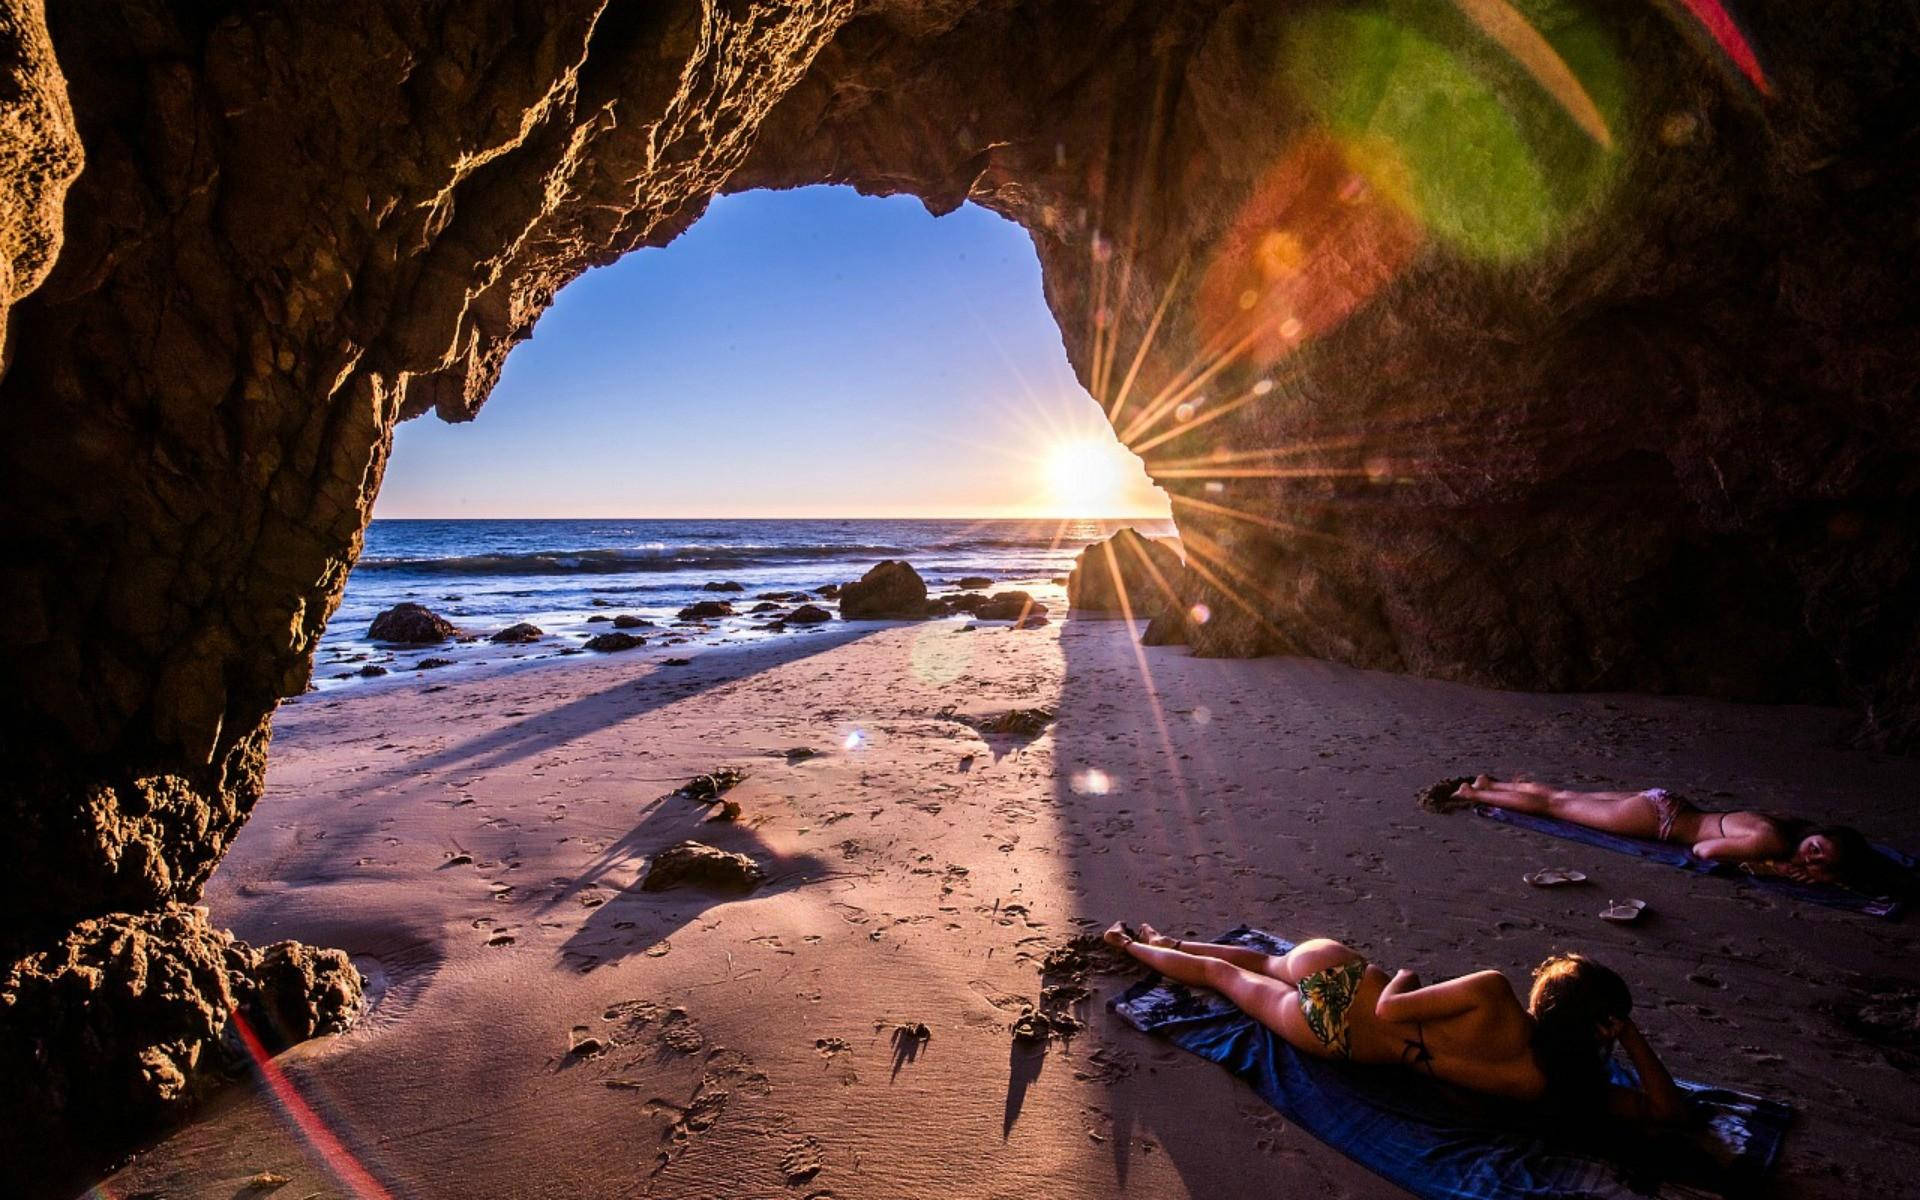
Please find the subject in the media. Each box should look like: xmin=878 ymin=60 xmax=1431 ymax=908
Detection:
xmin=1417 ymin=776 xmax=1476 ymax=813
xmin=1105 ymin=921 xmax=1182 ymax=951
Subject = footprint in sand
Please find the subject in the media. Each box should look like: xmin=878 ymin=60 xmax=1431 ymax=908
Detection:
xmin=645 ymin=1088 xmax=730 ymax=1171
xmin=780 ymin=1136 xmax=824 ymax=1185
xmin=813 ymin=1037 xmax=851 ymax=1060
xmin=589 ymin=999 xmax=702 ymax=1055
xmin=828 ymin=902 xmax=869 ymax=927
xmin=562 ymin=950 xmax=599 ymax=973
xmin=603 ymin=999 xmax=666 ymax=1026
xmin=659 ymin=1008 xmax=705 ymax=1054
xmin=486 ymin=931 xmax=516 ymax=947
xmin=1738 ymin=1044 xmax=1786 ymax=1066
xmin=566 ymin=1025 xmax=606 ymax=1057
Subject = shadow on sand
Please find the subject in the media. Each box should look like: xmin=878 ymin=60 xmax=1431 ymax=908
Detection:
xmin=1037 ymin=614 xmax=1392 ymax=1195
xmin=1002 ymin=1040 xmax=1048 ymax=1138
xmin=374 ymin=624 xmax=883 ymax=780
xmin=552 ymin=790 xmax=833 ymax=973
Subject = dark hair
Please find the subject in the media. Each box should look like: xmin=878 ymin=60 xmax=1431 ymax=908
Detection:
xmin=1777 ymin=820 xmax=1886 ymax=891
xmin=1528 ymin=953 xmax=1630 ymax=1112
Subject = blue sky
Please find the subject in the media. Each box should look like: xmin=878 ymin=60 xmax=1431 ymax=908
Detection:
xmin=376 ymin=186 xmax=1169 ymax=519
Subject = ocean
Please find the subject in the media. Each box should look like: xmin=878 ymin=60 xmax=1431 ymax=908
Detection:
xmin=314 ymin=517 xmax=1175 ymax=686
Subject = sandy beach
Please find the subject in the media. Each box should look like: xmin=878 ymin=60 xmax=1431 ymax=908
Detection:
xmin=93 ymin=616 xmax=1920 ymax=1199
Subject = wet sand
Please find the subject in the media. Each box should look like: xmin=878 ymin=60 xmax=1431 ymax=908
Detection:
xmin=95 ymin=617 xmax=1920 ymax=1198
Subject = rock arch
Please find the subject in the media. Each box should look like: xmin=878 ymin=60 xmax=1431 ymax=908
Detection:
xmin=1 ymin=0 xmax=1917 ymax=1169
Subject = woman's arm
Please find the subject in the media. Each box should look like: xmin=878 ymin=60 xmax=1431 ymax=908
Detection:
xmin=1604 ymin=1020 xmax=1688 ymax=1124
xmin=1697 ymin=837 xmax=1819 ymax=881
xmin=1690 ymin=834 xmax=1766 ymax=862
xmin=1375 ymin=969 xmax=1507 ymax=1023
xmin=1375 ymin=969 xmax=1420 ymax=1011
xmin=1693 ymin=816 xmax=1793 ymax=866
xmin=1735 ymin=858 xmax=1818 ymax=883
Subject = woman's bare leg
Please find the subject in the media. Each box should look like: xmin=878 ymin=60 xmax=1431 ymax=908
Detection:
xmin=1132 ymin=923 xmax=1291 ymax=978
xmin=1105 ymin=925 xmax=1311 ymax=1046
xmin=1455 ymin=779 xmax=1665 ymax=839
xmin=1112 ymin=926 xmax=1360 ymax=987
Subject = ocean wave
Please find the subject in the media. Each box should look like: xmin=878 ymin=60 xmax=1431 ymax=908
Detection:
xmin=353 ymin=538 xmax=1082 ymax=576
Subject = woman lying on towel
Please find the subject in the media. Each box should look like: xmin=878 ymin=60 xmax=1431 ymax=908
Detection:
xmin=1442 ymin=774 xmax=1874 ymax=886
xmin=1103 ymin=924 xmax=1686 ymax=1122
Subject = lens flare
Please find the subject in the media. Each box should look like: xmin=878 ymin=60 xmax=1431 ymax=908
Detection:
xmin=1446 ymin=0 xmax=1614 ymax=148
xmin=1194 ymin=133 xmax=1424 ymax=372
xmin=1286 ymin=6 xmax=1622 ymax=262
xmin=1071 ymin=767 xmax=1113 ymax=796
xmin=1663 ymin=0 xmax=1770 ymax=95
xmin=228 ymin=1009 xmax=395 ymax=1199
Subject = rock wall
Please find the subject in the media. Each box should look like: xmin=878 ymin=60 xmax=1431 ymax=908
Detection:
xmin=1 ymin=906 xmax=364 ymax=1186
xmin=0 ymin=0 xmax=81 ymax=353
xmin=0 ymin=0 xmax=1916 ymax=1170
xmin=739 ymin=0 xmax=1920 ymax=732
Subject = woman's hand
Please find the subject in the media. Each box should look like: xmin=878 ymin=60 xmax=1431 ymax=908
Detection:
xmin=1607 ymin=1018 xmax=1688 ymax=1124
xmin=1742 ymin=859 xmax=1816 ymax=883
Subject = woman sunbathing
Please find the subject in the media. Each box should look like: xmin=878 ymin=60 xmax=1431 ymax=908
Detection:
xmin=1104 ymin=923 xmax=1686 ymax=1122
xmin=1443 ymin=775 xmax=1874 ymax=886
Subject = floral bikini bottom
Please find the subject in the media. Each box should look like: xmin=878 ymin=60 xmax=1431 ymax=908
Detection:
xmin=1297 ymin=957 xmax=1367 ymax=1058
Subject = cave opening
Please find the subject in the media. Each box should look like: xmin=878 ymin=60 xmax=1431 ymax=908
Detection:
xmin=318 ymin=184 xmax=1172 ymax=688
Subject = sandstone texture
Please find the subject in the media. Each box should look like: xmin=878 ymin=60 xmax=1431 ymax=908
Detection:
xmin=1067 ymin=529 xmax=1184 ymax=616
xmin=0 ymin=0 xmax=1917 ymax=1170
xmin=838 ymin=559 xmax=929 ymax=618
xmin=0 ymin=0 xmax=82 ymax=356
xmin=0 ymin=905 xmax=362 ymax=1193
xmin=641 ymin=840 xmax=766 ymax=892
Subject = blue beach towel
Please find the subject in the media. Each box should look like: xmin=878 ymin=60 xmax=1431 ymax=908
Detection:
xmin=1471 ymin=804 xmax=1914 ymax=919
xmin=1111 ymin=928 xmax=1793 ymax=1200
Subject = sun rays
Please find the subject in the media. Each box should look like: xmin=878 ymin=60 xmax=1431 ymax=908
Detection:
xmin=1043 ymin=436 xmax=1162 ymax=519
xmin=991 ymin=0 xmax=1771 ymax=681
xmin=905 ymin=0 xmax=1767 ymax=888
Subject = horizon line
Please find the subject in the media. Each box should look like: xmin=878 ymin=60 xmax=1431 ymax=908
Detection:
xmin=368 ymin=512 xmax=1177 ymax=522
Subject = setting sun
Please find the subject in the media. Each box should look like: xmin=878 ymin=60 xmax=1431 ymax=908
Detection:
xmin=1044 ymin=436 xmax=1152 ymax=517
